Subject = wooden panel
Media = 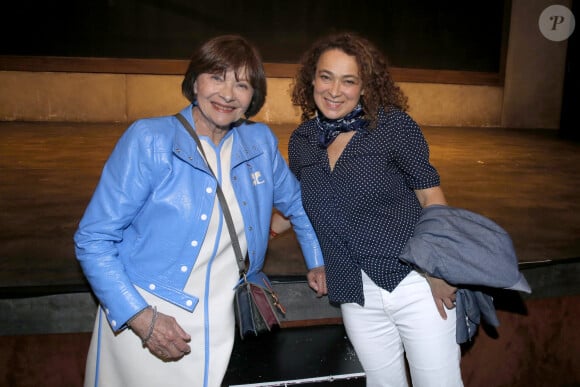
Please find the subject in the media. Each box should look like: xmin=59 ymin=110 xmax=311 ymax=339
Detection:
xmin=0 ymin=56 xmax=502 ymax=86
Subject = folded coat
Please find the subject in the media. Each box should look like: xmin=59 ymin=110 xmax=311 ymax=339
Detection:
xmin=399 ymin=205 xmax=531 ymax=343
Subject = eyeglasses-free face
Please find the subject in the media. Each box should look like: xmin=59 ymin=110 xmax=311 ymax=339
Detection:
xmin=194 ymin=67 xmax=254 ymax=131
xmin=312 ymin=49 xmax=364 ymax=121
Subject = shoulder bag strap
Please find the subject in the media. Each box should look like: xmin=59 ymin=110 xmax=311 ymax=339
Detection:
xmin=174 ymin=113 xmax=246 ymax=275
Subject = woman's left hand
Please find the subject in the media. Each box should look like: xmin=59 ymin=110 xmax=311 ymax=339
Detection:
xmin=307 ymin=266 xmax=327 ymax=297
xmin=425 ymin=274 xmax=457 ymax=320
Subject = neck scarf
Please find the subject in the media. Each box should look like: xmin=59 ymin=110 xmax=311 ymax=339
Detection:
xmin=316 ymin=103 xmax=368 ymax=148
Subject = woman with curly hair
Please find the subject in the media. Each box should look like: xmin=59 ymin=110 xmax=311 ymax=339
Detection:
xmin=286 ymin=32 xmax=463 ymax=386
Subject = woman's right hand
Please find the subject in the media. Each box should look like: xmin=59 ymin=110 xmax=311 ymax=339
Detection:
xmin=129 ymin=307 xmax=191 ymax=361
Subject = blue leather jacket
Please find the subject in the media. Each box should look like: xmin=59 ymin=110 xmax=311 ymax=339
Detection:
xmin=74 ymin=105 xmax=324 ymax=330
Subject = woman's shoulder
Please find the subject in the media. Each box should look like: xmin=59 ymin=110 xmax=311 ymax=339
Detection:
xmin=377 ymin=107 xmax=417 ymax=128
xmin=291 ymin=119 xmax=317 ymax=139
xmin=235 ymin=120 xmax=285 ymax=154
xmin=118 ymin=115 xmax=178 ymax=153
xmin=372 ymin=108 xmax=422 ymax=138
xmin=239 ymin=119 xmax=271 ymax=132
xmin=128 ymin=115 xmax=177 ymax=136
xmin=236 ymin=120 xmax=276 ymax=140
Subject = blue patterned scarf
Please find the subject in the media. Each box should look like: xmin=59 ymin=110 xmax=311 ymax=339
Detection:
xmin=316 ymin=103 xmax=368 ymax=148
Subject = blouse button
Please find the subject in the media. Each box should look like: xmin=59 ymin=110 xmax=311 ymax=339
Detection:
xmin=206 ymin=187 xmax=213 ymax=194
xmin=149 ymin=284 xmax=156 ymax=290
xmin=200 ymin=214 xmax=208 ymax=221
xmin=111 ymin=320 xmax=117 ymax=328
xmin=181 ymin=265 xmax=188 ymax=273
xmin=191 ymin=240 xmax=198 ymax=247
xmin=186 ymin=300 xmax=193 ymax=307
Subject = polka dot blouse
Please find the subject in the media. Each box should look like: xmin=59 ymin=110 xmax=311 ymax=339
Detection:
xmin=289 ymin=108 xmax=440 ymax=306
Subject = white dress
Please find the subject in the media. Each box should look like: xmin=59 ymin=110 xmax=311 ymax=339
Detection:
xmin=84 ymin=135 xmax=246 ymax=387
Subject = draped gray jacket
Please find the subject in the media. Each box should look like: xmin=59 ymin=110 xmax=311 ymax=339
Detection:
xmin=399 ymin=205 xmax=531 ymax=343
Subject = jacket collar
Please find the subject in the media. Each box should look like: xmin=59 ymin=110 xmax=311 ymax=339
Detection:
xmin=172 ymin=105 xmax=263 ymax=172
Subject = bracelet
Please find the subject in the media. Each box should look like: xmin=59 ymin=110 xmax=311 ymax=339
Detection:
xmin=141 ymin=306 xmax=158 ymax=346
xmin=127 ymin=306 xmax=151 ymax=328
xmin=269 ymin=228 xmax=279 ymax=238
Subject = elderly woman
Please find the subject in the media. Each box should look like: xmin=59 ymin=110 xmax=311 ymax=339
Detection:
xmin=74 ymin=35 xmax=325 ymax=387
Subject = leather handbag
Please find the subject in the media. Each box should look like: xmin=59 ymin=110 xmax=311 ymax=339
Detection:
xmin=175 ymin=113 xmax=286 ymax=339
xmin=234 ymin=272 xmax=286 ymax=338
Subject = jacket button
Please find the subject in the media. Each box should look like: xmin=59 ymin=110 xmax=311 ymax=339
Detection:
xmin=206 ymin=187 xmax=213 ymax=194
xmin=111 ymin=320 xmax=117 ymax=328
xmin=149 ymin=284 xmax=156 ymax=290
xmin=181 ymin=265 xmax=188 ymax=273
xmin=200 ymin=214 xmax=208 ymax=221
xmin=191 ymin=240 xmax=198 ymax=247
xmin=186 ymin=300 xmax=193 ymax=307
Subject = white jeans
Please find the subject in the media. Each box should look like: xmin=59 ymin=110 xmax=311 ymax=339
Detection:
xmin=341 ymin=271 xmax=463 ymax=387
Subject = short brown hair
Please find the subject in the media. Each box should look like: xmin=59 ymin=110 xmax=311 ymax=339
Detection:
xmin=182 ymin=35 xmax=267 ymax=118
xmin=292 ymin=32 xmax=407 ymax=129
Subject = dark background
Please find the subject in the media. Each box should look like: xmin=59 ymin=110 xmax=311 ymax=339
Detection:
xmin=2 ymin=0 xmax=507 ymax=72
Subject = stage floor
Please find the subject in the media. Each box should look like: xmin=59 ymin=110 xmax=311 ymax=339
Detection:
xmin=0 ymin=121 xmax=579 ymax=289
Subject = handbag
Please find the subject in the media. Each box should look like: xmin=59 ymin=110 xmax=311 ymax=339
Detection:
xmin=234 ymin=272 xmax=286 ymax=338
xmin=175 ymin=113 xmax=286 ymax=339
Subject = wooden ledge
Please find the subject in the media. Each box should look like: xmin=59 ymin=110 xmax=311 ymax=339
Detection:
xmin=0 ymin=55 xmax=502 ymax=86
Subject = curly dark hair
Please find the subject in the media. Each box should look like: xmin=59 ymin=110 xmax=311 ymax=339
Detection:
xmin=291 ymin=32 xmax=408 ymax=129
xmin=182 ymin=35 xmax=267 ymax=118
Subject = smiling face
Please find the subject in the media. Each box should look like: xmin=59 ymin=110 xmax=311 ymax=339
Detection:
xmin=312 ymin=49 xmax=364 ymax=120
xmin=193 ymin=67 xmax=254 ymax=131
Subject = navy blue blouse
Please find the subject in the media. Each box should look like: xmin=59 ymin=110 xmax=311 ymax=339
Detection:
xmin=289 ymin=108 xmax=440 ymax=305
